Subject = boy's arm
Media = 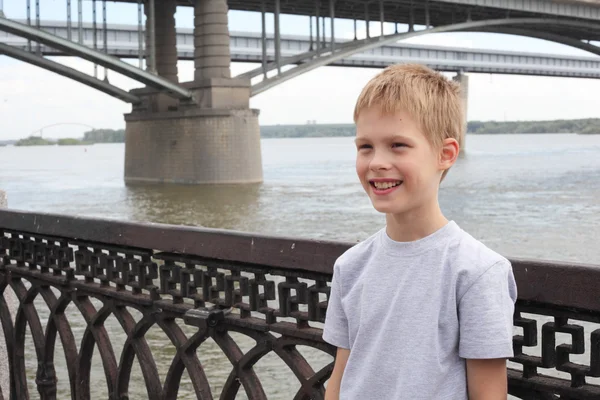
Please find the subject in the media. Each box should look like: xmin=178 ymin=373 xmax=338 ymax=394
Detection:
xmin=458 ymin=259 xmax=517 ymax=399
xmin=466 ymin=358 xmax=508 ymax=400
xmin=325 ymin=347 xmax=350 ymax=400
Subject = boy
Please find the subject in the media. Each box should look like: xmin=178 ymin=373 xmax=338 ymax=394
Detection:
xmin=322 ymin=64 xmax=517 ymax=399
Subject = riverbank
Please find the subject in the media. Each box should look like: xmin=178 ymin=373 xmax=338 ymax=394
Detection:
xmin=14 ymin=136 xmax=92 ymax=146
xmin=3 ymin=118 xmax=598 ymax=145
xmin=5 ymin=129 xmax=124 ymax=146
xmin=261 ymin=118 xmax=600 ymax=138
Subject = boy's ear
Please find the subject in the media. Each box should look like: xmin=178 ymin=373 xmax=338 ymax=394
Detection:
xmin=439 ymin=138 xmax=459 ymax=169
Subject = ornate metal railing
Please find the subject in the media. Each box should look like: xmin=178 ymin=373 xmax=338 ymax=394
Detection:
xmin=1 ymin=209 xmax=600 ymax=400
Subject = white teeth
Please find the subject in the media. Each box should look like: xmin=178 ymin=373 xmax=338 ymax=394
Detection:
xmin=373 ymin=181 xmax=402 ymax=189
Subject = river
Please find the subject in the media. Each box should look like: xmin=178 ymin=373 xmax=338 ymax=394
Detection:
xmin=1 ymin=133 xmax=600 ymax=398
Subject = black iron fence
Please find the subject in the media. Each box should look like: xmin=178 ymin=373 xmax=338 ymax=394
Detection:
xmin=1 ymin=209 xmax=599 ymax=399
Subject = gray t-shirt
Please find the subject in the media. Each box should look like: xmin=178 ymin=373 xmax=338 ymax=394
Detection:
xmin=322 ymin=221 xmax=517 ymax=399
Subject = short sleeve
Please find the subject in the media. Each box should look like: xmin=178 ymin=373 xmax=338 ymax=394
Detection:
xmin=458 ymin=259 xmax=517 ymax=359
xmin=322 ymin=262 xmax=350 ymax=349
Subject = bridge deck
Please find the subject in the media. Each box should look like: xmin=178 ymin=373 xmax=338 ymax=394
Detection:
xmin=2 ymin=21 xmax=600 ymax=79
xmin=110 ymin=0 xmax=600 ymax=38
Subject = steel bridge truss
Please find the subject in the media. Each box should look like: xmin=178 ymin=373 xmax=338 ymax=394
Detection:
xmin=247 ymin=0 xmax=600 ymax=96
xmin=4 ymin=22 xmax=600 ymax=81
xmin=0 ymin=11 xmax=193 ymax=105
xmin=1 ymin=0 xmax=600 ymax=102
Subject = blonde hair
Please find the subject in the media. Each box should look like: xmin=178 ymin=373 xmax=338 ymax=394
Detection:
xmin=353 ymin=63 xmax=465 ymax=181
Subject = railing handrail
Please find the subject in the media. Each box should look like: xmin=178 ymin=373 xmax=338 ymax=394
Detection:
xmin=0 ymin=208 xmax=351 ymax=275
xmin=2 ymin=208 xmax=600 ymax=313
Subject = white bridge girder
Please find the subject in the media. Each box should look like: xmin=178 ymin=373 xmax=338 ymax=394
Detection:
xmin=0 ymin=42 xmax=141 ymax=103
xmin=1 ymin=20 xmax=600 ymax=97
xmin=0 ymin=17 xmax=193 ymax=102
xmin=249 ymin=17 xmax=600 ymax=96
xmin=434 ymin=0 xmax=600 ymax=21
xmin=3 ymin=20 xmax=599 ymax=78
xmin=1 ymin=17 xmax=600 ymax=100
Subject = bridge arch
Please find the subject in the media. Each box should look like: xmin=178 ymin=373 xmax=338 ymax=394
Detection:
xmin=0 ymin=17 xmax=193 ymax=102
xmin=30 ymin=122 xmax=97 ymax=136
xmin=248 ymin=17 xmax=600 ymax=96
xmin=0 ymin=42 xmax=141 ymax=104
xmin=2 ymin=15 xmax=600 ymax=101
xmin=462 ymin=27 xmax=600 ymax=58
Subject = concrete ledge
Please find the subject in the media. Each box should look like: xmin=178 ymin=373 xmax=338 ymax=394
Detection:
xmin=125 ymin=176 xmax=264 ymax=185
xmin=182 ymin=77 xmax=251 ymax=89
xmin=130 ymin=77 xmax=253 ymax=111
xmin=131 ymin=78 xmax=251 ymax=96
xmin=124 ymin=107 xmax=260 ymax=122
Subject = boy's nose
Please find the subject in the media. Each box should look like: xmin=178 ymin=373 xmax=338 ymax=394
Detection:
xmin=369 ymin=152 xmax=392 ymax=171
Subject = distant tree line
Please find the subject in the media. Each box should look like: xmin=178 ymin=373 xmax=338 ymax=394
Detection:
xmin=8 ymin=119 xmax=599 ymax=146
xmin=14 ymin=136 xmax=53 ymax=146
xmin=467 ymin=118 xmax=600 ymax=135
xmin=14 ymin=136 xmax=91 ymax=146
xmin=73 ymin=120 xmax=600 ymax=141
xmin=83 ymin=129 xmax=125 ymax=143
xmin=12 ymin=129 xmax=125 ymax=146
xmin=260 ymin=118 xmax=600 ymax=138
xmin=260 ymin=124 xmax=355 ymax=138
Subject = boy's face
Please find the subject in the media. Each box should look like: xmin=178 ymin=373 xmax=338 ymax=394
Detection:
xmin=355 ymin=106 xmax=451 ymax=217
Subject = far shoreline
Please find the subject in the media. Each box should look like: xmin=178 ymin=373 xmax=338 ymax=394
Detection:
xmin=3 ymin=131 xmax=597 ymax=148
xmin=2 ymin=118 xmax=599 ymax=146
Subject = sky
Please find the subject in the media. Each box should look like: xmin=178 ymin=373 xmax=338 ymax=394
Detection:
xmin=1 ymin=0 xmax=600 ymax=140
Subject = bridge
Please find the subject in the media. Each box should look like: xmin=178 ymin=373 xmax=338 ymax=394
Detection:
xmin=1 ymin=0 xmax=600 ymax=185
xmin=3 ymin=21 xmax=600 ymax=89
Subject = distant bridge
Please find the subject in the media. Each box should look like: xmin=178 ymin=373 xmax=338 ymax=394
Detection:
xmin=2 ymin=21 xmax=600 ymax=81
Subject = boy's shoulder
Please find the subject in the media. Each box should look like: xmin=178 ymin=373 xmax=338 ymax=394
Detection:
xmin=332 ymin=223 xmax=512 ymax=288
xmin=333 ymin=229 xmax=383 ymax=272
xmin=336 ymin=223 xmax=507 ymax=265
xmin=449 ymin=227 xmax=510 ymax=272
xmin=448 ymin=227 xmax=513 ymax=298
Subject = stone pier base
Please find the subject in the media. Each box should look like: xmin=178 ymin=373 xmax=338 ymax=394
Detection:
xmin=124 ymin=109 xmax=263 ymax=184
xmin=124 ymin=80 xmax=263 ymax=184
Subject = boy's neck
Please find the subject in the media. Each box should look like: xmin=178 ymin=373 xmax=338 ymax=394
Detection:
xmin=385 ymin=204 xmax=449 ymax=243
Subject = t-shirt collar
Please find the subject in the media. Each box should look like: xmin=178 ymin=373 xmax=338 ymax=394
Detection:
xmin=378 ymin=220 xmax=460 ymax=256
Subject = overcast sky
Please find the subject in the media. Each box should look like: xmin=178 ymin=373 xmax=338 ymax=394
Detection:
xmin=1 ymin=0 xmax=600 ymax=140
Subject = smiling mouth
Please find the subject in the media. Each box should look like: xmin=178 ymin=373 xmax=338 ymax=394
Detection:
xmin=370 ymin=180 xmax=403 ymax=190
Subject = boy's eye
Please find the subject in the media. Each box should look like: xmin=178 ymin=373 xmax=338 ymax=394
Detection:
xmin=358 ymin=144 xmax=372 ymax=150
xmin=392 ymin=143 xmax=407 ymax=148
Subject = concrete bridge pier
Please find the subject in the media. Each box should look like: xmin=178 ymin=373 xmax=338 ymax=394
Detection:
xmin=453 ymin=71 xmax=469 ymax=153
xmin=139 ymin=0 xmax=180 ymax=112
xmin=124 ymin=0 xmax=263 ymax=184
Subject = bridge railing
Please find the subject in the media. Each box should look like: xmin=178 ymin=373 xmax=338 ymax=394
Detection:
xmin=1 ymin=208 xmax=600 ymax=399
